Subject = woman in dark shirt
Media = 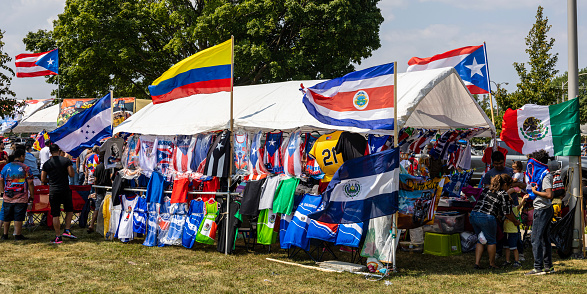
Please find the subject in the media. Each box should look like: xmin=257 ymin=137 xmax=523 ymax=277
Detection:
xmin=470 ymin=174 xmax=520 ymax=269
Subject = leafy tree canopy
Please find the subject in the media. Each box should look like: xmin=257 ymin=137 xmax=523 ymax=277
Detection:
xmin=23 ymin=0 xmax=384 ymax=99
xmin=552 ymin=68 xmax=587 ymax=124
xmin=0 ymin=30 xmax=25 ymax=119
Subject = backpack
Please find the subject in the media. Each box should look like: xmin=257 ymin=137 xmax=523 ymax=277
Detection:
xmin=552 ymin=170 xmax=565 ymax=198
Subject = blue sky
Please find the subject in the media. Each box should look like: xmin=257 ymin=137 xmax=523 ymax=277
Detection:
xmin=1 ymin=0 xmax=585 ymax=99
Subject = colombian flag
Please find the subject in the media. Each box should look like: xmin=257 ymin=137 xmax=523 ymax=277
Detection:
xmin=148 ymin=39 xmax=232 ymax=104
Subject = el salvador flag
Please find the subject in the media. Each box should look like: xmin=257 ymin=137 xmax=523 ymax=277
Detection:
xmin=308 ymin=147 xmax=400 ymax=224
xmin=49 ymin=93 xmax=112 ymax=157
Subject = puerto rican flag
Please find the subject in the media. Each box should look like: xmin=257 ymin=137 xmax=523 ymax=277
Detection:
xmin=172 ymin=135 xmax=196 ymax=173
xmin=15 ymin=49 xmax=59 ymax=78
xmin=157 ymin=137 xmax=175 ymax=176
xmin=302 ymin=63 xmax=395 ymax=130
xmin=283 ymin=130 xmax=303 ymax=177
xmin=263 ymin=131 xmax=284 ymax=174
xmin=365 ymin=134 xmax=391 ymax=155
xmin=407 ymin=44 xmax=490 ymax=95
xmin=248 ymin=131 xmax=268 ymax=178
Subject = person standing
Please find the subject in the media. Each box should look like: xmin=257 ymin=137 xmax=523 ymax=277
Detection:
xmin=0 ymin=141 xmax=9 ymax=171
xmin=525 ymin=149 xmax=555 ymax=275
xmin=87 ymin=152 xmax=111 ymax=233
xmin=76 ymin=147 xmax=90 ymax=185
xmin=39 ymin=139 xmax=51 ymax=168
xmin=0 ymin=148 xmax=34 ymax=241
xmin=84 ymin=146 xmax=99 ymax=185
xmin=23 ymin=144 xmax=41 ymax=180
xmin=482 ymin=151 xmax=513 ymax=188
xmin=41 ymin=144 xmax=77 ymax=244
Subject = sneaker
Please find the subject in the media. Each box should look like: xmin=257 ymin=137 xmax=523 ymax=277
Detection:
xmin=62 ymin=230 xmax=77 ymax=239
xmin=512 ymin=261 xmax=522 ymax=268
xmin=1 ymin=234 xmax=8 ymax=240
xmin=51 ymin=236 xmax=63 ymax=244
xmin=501 ymin=261 xmax=512 ymax=267
xmin=14 ymin=235 xmax=28 ymax=241
xmin=543 ymin=267 xmax=555 ymax=274
xmin=525 ymin=269 xmax=545 ymax=276
xmin=519 ymin=253 xmax=525 ymax=261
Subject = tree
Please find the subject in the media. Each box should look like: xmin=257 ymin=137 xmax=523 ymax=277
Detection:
xmin=551 ymin=68 xmax=587 ymax=124
xmin=23 ymin=0 xmax=384 ymax=99
xmin=0 ymin=30 xmax=24 ymax=119
xmin=496 ymin=6 xmax=559 ymax=113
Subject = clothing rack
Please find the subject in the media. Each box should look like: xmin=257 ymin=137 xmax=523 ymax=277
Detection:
xmin=91 ymin=185 xmax=240 ymax=196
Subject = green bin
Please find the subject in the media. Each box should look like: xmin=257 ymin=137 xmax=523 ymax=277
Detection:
xmin=423 ymin=232 xmax=462 ymax=256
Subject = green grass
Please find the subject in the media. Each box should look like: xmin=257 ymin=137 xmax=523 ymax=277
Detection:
xmin=1 ymin=224 xmax=586 ymax=293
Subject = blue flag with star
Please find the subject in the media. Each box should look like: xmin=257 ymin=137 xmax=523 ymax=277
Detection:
xmin=49 ymin=93 xmax=112 ymax=157
xmin=37 ymin=49 xmax=59 ymax=74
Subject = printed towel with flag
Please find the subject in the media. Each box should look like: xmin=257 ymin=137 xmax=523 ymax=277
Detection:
xmin=148 ymin=39 xmax=232 ymax=104
xmin=49 ymin=92 xmax=111 ymax=157
xmin=407 ymin=44 xmax=490 ymax=94
xmin=501 ymin=98 xmax=581 ymax=156
xmin=302 ymin=63 xmax=395 ymax=130
xmin=309 ymin=147 xmax=400 ymax=224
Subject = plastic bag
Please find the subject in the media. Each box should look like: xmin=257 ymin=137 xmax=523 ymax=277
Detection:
xmin=549 ymin=206 xmax=575 ymax=259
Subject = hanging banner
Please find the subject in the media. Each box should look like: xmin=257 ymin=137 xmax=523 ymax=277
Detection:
xmin=57 ymin=98 xmax=97 ymax=127
xmin=113 ymin=97 xmax=135 ymax=127
xmin=397 ymin=175 xmax=446 ymax=229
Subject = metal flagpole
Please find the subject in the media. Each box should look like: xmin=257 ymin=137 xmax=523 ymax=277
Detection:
xmin=110 ymin=90 xmax=114 ymax=130
xmin=226 ymin=35 xmax=235 ymax=255
xmin=483 ymin=42 xmax=496 ymax=127
xmin=392 ymin=61 xmax=398 ymax=273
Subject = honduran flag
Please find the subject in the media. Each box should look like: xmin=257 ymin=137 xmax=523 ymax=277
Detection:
xmin=15 ymin=49 xmax=59 ymax=78
xmin=407 ymin=44 xmax=490 ymax=95
xmin=501 ymin=98 xmax=581 ymax=156
xmin=309 ymin=147 xmax=400 ymax=224
xmin=172 ymin=135 xmax=196 ymax=173
xmin=302 ymin=63 xmax=395 ymax=130
xmin=283 ymin=130 xmax=303 ymax=177
xmin=148 ymin=39 xmax=232 ymax=104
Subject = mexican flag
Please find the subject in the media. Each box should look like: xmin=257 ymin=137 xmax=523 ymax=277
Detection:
xmin=500 ymin=98 xmax=580 ymax=156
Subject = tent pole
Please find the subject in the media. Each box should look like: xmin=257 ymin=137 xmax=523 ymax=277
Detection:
xmin=110 ymin=90 xmax=114 ymax=131
xmin=392 ymin=61 xmax=398 ymax=273
xmin=226 ymin=35 xmax=235 ymax=255
xmin=488 ymin=92 xmax=496 ymax=127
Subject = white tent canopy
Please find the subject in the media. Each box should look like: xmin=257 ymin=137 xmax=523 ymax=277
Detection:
xmin=12 ymin=104 xmax=59 ymax=134
xmin=114 ymin=67 xmax=494 ymax=136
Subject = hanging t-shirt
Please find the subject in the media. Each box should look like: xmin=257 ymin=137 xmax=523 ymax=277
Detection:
xmin=170 ymin=177 xmax=189 ymax=204
xmin=100 ymin=137 xmax=124 ymax=169
xmin=156 ymin=136 xmax=175 ymax=177
xmin=192 ymin=133 xmax=215 ymax=172
xmin=204 ymin=130 xmax=231 ymax=178
xmin=334 ymin=131 xmax=367 ymax=161
xmin=282 ymin=194 xmax=321 ymax=251
xmin=283 ymin=130 xmax=303 ymax=178
xmin=258 ymin=175 xmax=283 ymax=210
xmin=118 ymin=195 xmax=139 ymax=241
xmin=196 ymin=199 xmax=219 ymax=245
xmin=146 ymin=171 xmax=165 ymax=204
xmin=172 ymin=135 xmax=196 ymax=173
xmin=139 ymin=135 xmax=158 ymax=177
xmin=124 ymin=135 xmax=141 ymax=170
xmin=272 ymin=177 xmax=300 ymax=215
xmin=309 ymin=131 xmax=344 ymax=182
xmin=182 ymin=199 xmax=206 ymax=249
xmin=133 ymin=196 xmax=147 ymax=234
xmin=335 ymin=222 xmax=364 ymax=248
xmin=257 ymin=209 xmax=280 ymax=245
xmin=279 ymin=214 xmax=293 ymax=249
xmin=143 ymin=202 xmax=159 ymax=247
xmin=239 ymin=178 xmax=266 ymax=216
xmin=248 ymin=131 xmax=269 ymax=177
xmin=263 ymin=131 xmax=284 ymax=174
xmin=302 ymin=133 xmax=324 ymax=179
xmin=85 ymin=153 xmax=99 ymax=185
xmin=109 ymin=203 xmax=122 ymax=240
xmin=165 ymin=202 xmax=188 ymax=246
xmin=233 ymin=132 xmax=249 ymax=174
xmin=365 ymin=134 xmax=391 ymax=155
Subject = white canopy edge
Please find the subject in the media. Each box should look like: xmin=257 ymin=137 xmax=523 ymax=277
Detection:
xmin=12 ymin=104 xmax=59 ymax=134
xmin=114 ymin=67 xmax=495 ymax=137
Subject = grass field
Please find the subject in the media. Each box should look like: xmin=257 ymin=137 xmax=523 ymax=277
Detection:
xmin=1 ymin=224 xmax=586 ymax=293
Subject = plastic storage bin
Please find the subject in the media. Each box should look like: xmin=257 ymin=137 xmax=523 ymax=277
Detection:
xmin=423 ymin=232 xmax=462 ymax=256
xmin=427 ymin=212 xmax=465 ymax=234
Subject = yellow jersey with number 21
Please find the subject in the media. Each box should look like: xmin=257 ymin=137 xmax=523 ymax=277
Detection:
xmin=309 ymin=131 xmax=344 ymax=182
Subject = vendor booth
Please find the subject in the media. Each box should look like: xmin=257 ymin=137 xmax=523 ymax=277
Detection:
xmin=12 ymin=104 xmax=59 ymax=134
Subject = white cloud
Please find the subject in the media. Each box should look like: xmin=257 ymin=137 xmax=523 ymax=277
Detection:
xmin=418 ymin=0 xmax=549 ymax=11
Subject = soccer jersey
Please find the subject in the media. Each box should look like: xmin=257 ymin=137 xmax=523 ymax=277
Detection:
xmin=196 ymin=199 xmax=219 ymax=245
xmin=309 ymin=131 xmax=344 ymax=182
xmin=334 ymin=131 xmax=367 ymax=161
xmin=133 ymin=196 xmax=147 ymax=234
xmin=234 ymin=132 xmax=249 ymax=174
xmin=182 ymin=199 xmax=206 ymax=249
xmin=170 ymin=177 xmax=189 ymax=204
xmin=240 ymin=178 xmax=266 ymax=216
xmin=139 ymin=135 xmax=158 ymax=176
xmin=257 ymin=209 xmax=280 ymax=245
xmin=279 ymin=214 xmax=293 ymax=249
xmin=282 ymin=194 xmax=321 ymax=251
xmin=335 ymin=222 xmax=364 ymax=248
xmin=272 ymin=177 xmax=300 ymax=215
xmin=165 ymin=202 xmax=188 ymax=246
xmin=143 ymin=202 xmax=160 ymax=247
xmin=263 ymin=131 xmax=284 ymax=174
xmin=156 ymin=137 xmax=175 ymax=177
xmin=258 ymin=175 xmax=283 ymax=210
xmin=283 ymin=131 xmax=303 ymax=177
xmin=118 ymin=195 xmax=139 ymax=241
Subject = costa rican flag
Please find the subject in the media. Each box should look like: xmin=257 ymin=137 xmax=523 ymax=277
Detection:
xmin=302 ymin=63 xmax=395 ymax=130
xmin=157 ymin=137 xmax=175 ymax=176
xmin=172 ymin=135 xmax=196 ymax=173
xmin=407 ymin=44 xmax=490 ymax=95
xmin=283 ymin=131 xmax=303 ymax=177
xmin=248 ymin=131 xmax=268 ymax=177
xmin=15 ymin=49 xmax=59 ymax=78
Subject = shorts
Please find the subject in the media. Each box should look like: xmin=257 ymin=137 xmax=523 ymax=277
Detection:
xmin=49 ymin=190 xmax=73 ymax=217
xmin=2 ymin=202 xmax=27 ymax=222
xmin=504 ymin=232 xmax=520 ymax=250
xmin=470 ymin=211 xmax=498 ymax=245
xmin=95 ymin=193 xmax=105 ymax=212
xmin=0 ymin=201 xmax=4 ymax=221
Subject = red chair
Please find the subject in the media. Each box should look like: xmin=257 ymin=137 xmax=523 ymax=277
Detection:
xmin=26 ymin=185 xmax=53 ymax=231
xmin=62 ymin=185 xmax=92 ymax=226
